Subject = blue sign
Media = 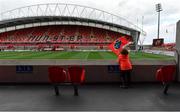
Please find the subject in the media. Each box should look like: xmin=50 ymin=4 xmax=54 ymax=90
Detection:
xmin=16 ymin=66 xmax=33 ymax=73
xmin=108 ymin=65 xmax=120 ymax=73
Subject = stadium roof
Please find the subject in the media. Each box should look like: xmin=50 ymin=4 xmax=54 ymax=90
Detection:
xmin=0 ymin=3 xmax=145 ymax=36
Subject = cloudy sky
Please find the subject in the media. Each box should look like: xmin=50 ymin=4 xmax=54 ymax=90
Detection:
xmin=0 ymin=0 xmax=179 ymax=44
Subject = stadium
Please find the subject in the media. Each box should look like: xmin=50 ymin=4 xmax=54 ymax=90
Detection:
xmin=0 ymin=3 xmax=142 ymax=51
xmin=0 ymin=2 xmax=179 ymax=111
xmin=0 ymin=3 xmax=172 ymax=59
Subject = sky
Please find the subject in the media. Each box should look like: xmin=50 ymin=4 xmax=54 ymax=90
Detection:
xmin=0 ymin=0 xmax=179 ymax=45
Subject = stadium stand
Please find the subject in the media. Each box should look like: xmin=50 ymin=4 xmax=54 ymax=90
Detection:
xmin=0 ymin=25 xmax=132 ymax=51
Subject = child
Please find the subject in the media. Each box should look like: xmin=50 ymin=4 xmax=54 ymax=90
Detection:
xmin=117 ymin=43 xmax=133 ymax=88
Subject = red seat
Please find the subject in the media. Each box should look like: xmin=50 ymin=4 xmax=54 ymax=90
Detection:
xmin=156 ymin=65 xmax=176 ymax=94
xmin=48 ymin=66 xmax=67 ymax=95
xmin=156 ymin=65 xmax=176 ymax=83
xmin=68 ymin=66 xmax=85 ymax=84
xmin=48 ymin=66 xmax=66 ymax=83
xmin=68 ymin=66 xmax=85 ymax=96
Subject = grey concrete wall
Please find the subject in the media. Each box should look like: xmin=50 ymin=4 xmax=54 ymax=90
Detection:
xmin=0 ymin=63 xmax=176 ymax=83
xmin=176 ymin=20 xmax=180 ymax=81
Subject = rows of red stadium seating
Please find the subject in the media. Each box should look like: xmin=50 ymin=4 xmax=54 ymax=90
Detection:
xmin=0 ymin=25 xmax=121 ymax=44
xmin=0 ymin=26 xmax=131 ymax=48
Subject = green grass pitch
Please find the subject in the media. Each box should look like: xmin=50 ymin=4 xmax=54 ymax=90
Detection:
xmin=0 ymin=51 xmax=174 ymax=60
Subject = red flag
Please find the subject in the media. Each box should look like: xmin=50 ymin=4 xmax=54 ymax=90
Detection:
xmin=108 ymin=37 xmax=129 ymax=55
